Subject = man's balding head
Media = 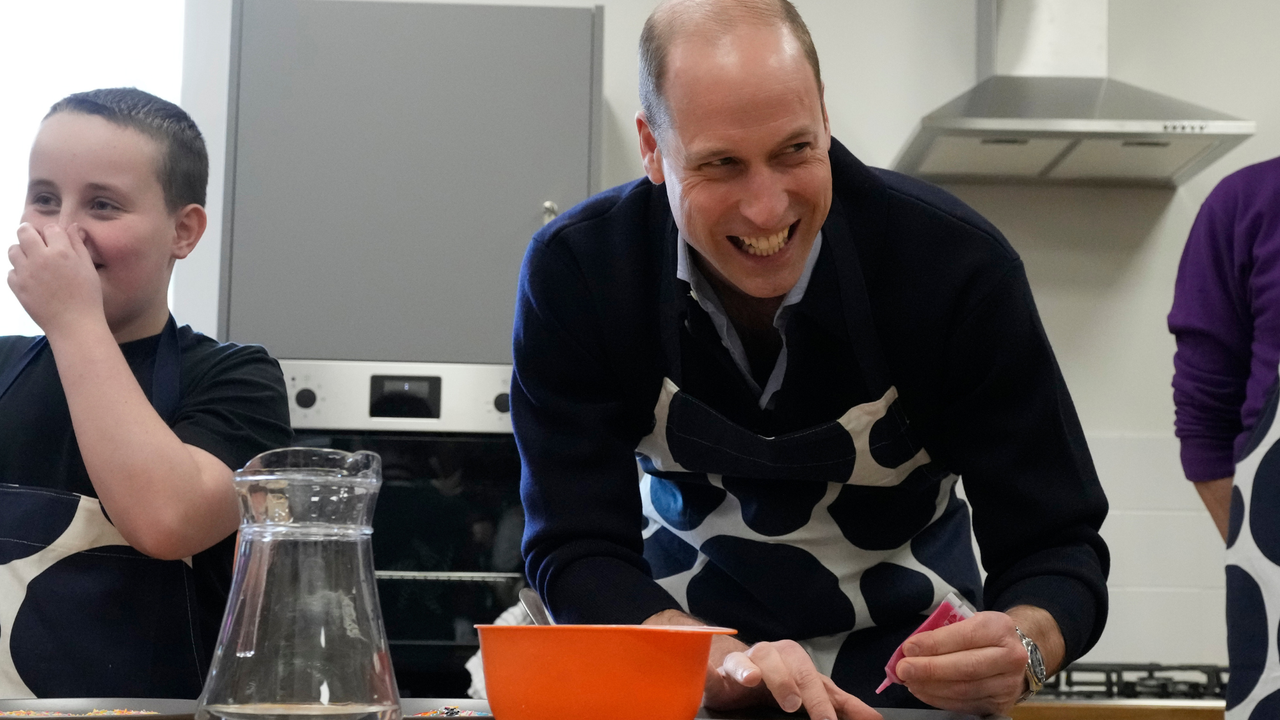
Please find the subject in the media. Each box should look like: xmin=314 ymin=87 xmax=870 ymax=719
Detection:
xmin=639 ymin=0 xmax=822 ymax=136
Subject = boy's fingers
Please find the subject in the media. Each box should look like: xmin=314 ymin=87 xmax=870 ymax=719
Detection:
xmin=66 ymin=223 xmax=90 ymax=257
xmin=15 ymin=222 xmax=47 ymax=252
xmin=8 ymin=244 xmax=25 ymax=270
xmin=40 ymin=222 xmax=70 ymax=249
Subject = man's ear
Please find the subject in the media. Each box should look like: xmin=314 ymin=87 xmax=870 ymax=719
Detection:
xmin=171 ymin=204 xmax=208 ymax=260
xmin=820 ymin=83 xmax=831 ymax=140
xmin=636 ymin=111 xmax=665 ymax=185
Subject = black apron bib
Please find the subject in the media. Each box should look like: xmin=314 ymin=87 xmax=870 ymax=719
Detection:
xmin=0 ymin=318 xmax=208 ymax=698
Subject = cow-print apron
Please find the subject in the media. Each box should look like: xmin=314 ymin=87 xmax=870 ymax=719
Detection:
xmin=1226 ymin=373 xmax=1280 ymax=718
xmin=638 ymin=218 xmax=983 ymax=703
xmin=0 ymin=317 xmax=208 ymax=698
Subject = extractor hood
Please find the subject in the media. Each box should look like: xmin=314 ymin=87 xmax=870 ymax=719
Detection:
xmin=893 ymin=0 xmax=1255 ymax=186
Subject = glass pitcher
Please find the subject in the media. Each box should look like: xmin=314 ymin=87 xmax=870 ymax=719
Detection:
xmin=195 ymin=448 xmax=401 ymax=720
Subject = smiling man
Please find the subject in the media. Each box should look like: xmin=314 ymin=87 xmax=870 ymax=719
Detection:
xmin=512 ymin=1 xmax=1109 ymax=718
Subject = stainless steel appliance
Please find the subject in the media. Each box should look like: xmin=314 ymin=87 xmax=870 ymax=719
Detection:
xmin=280 ymin=359 xmax=522 ymax=697
xmin=894 ymin=0 xmax=1255 ymax=186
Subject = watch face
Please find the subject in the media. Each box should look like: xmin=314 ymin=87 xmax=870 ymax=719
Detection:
xmin=1016 ymin=627 xmax=1047 ymax=689
xmin=1028 ymin=641 xmax=1046 ymax=682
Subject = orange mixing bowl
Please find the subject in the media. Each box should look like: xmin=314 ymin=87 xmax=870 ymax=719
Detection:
xmin=477 ymin=624 xmax=736 ymax=720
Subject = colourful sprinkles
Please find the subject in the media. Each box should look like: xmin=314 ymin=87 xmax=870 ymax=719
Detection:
xmin=410 ymin=708 xmax=490 ymax=717
xmin=0 ymin=707 xmax=158 ymax=712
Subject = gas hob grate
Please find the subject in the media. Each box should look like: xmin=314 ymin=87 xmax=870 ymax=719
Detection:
xmin=1040 ymin=663 xmax=1228 ymax=700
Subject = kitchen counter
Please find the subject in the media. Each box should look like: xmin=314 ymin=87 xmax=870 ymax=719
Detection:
xmin=1009 ymin=698 xmax=1224 ymax=719
xmin=404 ymin=698 xmax=1002 ymax=719
xmin=0 ymin=698 xmax=1001 ymax=720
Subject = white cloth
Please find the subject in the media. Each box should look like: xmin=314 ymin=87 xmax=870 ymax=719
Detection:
xmin=465 ymin=601 xmax=533 ymax=699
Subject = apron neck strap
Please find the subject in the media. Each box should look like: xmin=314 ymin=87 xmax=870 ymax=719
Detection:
xmin=823 ymin=197 xmax=893 ymax=399
xmin=152 ymin=315 xmax=182 ymax=424
xmin=0 ymin=316 xmax=182 ymax=423
xmin=0 ymin=336 xmax=47 ymax=404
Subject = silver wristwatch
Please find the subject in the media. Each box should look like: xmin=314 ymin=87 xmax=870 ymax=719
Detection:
xmin=1015 ymin=627 xmax=1046 ymax=703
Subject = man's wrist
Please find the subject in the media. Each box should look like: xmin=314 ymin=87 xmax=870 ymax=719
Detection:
xmin=643 ymin=608 xmax=704 ymax=626
xmin=1004 ymin=605 xmax=1066 ymax=676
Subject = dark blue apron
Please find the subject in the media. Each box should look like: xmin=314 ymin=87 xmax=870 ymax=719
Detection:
xmin=0 ymin=317 xmax=207 ymax=698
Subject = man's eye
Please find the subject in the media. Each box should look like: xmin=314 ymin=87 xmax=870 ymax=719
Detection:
xmin=706 ymin=157 xmax=736 ymax=168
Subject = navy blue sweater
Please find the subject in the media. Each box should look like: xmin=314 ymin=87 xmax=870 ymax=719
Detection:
xmin=513 ymin=139 xmax=1108 ymax=700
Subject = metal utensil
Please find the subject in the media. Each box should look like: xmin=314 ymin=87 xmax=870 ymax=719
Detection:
xmin=519 ymin=586 xmax=555 ymax=626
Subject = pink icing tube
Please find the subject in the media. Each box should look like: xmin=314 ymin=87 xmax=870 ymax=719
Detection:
xmin=876 ymin=592 xmax=976 ymax=693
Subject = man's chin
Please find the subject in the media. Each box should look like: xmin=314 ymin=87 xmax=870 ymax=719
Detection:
xmin=719 ymin=267 xmax=803 ymax=300
xmin=721 ymin=248 xmax=809 ymax=299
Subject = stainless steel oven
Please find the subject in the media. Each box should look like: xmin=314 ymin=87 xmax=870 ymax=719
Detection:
xmin=280 ymin=359 xmax=522 ymax=697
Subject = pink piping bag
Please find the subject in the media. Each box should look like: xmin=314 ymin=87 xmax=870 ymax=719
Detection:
xmin=876 ymin=591 xmax=976 ymax=693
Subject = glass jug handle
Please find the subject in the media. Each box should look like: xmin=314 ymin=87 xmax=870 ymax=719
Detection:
xmin=233 ymin=539 xmax=272 ymax=658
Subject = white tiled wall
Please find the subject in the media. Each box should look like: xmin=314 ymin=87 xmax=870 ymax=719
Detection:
xmin=958 ymin=432 xmax=1227 ymax=664
xmin=1075 ymin=434 xmax=1225 ymax=664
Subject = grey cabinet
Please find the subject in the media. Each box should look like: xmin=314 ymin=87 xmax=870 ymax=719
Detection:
xmin=220 ymin=0 xmax=603 ymax=364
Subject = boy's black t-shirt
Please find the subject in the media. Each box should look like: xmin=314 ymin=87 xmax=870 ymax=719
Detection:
xmin=0 ymin=324 xmax=293 ymax=666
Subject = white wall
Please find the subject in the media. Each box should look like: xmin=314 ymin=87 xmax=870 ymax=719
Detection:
xmin=178 ymin=0 xmax=1280 ymax=667
xmin=0 ymin=1 xmax=185 ymax=337
xmin=176 ymin=0 xmax=235 ymax=338
xmin=943 ymin=0 xmax=1280 ymax=665
xmin=176 ymin=0 xmax=978 ymax=337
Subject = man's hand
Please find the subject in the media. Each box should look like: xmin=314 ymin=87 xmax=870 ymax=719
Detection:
xmin=8 ymin=222 xmax=105 ymax=338
xmin=894 ymin=606 xmax=1064 ymax=716
xmin=711 ymin=637 xmax=882 ymax=720
xmin=646 ymin=610 xmax=881 ymax=720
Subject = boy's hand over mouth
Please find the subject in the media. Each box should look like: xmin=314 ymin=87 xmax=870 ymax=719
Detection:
xmin=9 ymin=222 xmax=106 ymax=338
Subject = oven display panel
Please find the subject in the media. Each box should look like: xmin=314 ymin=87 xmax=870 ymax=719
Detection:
xmin=370 ymin=375 xmax=442 ymax=418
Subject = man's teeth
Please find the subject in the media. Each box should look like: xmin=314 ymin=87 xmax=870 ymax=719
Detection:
xmin=737 ymin=228 xmax=789 ymax=257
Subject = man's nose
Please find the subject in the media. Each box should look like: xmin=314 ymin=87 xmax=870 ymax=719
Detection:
xmin=738 ymin=169 xmax=789 ymax=230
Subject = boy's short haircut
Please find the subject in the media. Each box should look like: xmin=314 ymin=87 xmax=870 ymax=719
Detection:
xmin=46 ymin=87 xmax=209 ymax=212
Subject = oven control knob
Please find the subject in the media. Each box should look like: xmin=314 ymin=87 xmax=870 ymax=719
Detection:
xmin=296 ymin=388 xmax=317 ymax=409
xmin=494 ymin=392 xmax=511 ymax=413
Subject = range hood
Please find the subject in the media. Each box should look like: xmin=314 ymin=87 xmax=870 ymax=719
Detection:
xmin=893 ymin=0 xmax=1255 ymax=186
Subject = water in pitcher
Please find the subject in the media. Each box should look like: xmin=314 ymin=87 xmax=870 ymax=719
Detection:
xmin=196 ymin=449 xmax=401 ymax=720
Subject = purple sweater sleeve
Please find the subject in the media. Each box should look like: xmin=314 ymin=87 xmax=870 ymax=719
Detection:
xmin=1170 ymin=158 xmax=1280 ymax=481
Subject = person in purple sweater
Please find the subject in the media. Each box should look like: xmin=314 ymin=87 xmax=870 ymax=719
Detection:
xmin=1170 ymin=155 xmax=1280 ymax=717
xmin=1170 ymin=156 xmax=1280 ymax=538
